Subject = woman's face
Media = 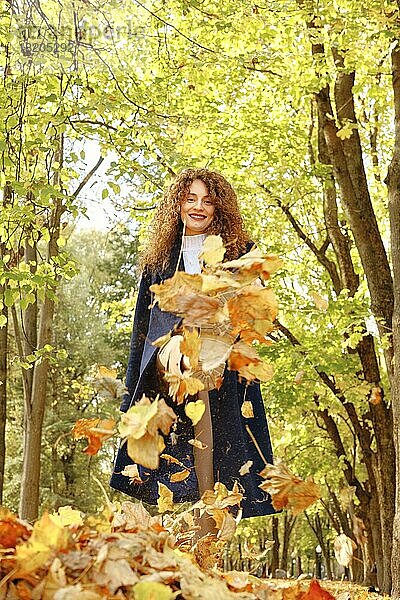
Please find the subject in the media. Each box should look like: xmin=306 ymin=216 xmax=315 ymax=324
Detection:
xmin=180 ymin=178 xmax=215 ymax=236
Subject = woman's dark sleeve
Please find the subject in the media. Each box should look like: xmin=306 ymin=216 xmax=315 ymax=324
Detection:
xmin=119 ymin=271 xmax=152 ymax=412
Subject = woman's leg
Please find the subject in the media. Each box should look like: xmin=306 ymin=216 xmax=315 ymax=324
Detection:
xmin=193 ymin=390 xmax=216 ymax=540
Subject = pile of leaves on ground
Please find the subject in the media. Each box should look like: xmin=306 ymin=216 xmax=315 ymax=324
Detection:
xmin=0 ymin=499 xmax=338 ymax=600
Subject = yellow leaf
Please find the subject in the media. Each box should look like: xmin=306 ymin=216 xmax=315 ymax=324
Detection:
xmin=157 ymin=483 xmax=174 ymax=513
xmin=119 ymin=397 xmax=159 ymax=440
xmin=16 ymin=512 xmax=70 ymax=573
xmin=239 ymin=460 xmax=253 ymax=476
xmin=127 ymin=431 xmax=165 ymax=470
xmin=241 ymin=401 xmax=254 ymax=418
xmin=133 ymin=581 xmax=175 ymax=600
xmin=164 ymin=373 xmax=204 ymax=404
xmin=72 ymin=417 xmax=116 ymax=455
xmin=96 ymin=365 xmax=117 ymax=379
xmin=185 ymin=399 xmax=205 ymax=425
xmin=180 ymin=328 xmax=201 ymax=369
xmin=170 ymin=468 xmax=191 ymax=483
xmin=199 ymin=234 xmax=226 ymax=266
xmin=120 ymin=464 xmax=145 ymax=483
xmin=50 ymin=506 xmax=83 ymax=528
xmin=188 ymin=438 xmax=208 ymax=450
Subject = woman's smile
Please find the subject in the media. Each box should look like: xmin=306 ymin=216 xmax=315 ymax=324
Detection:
xmin=181 ymin=179 xmax=215 ymax=235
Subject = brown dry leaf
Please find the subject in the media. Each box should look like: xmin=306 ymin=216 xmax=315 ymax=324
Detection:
xmin=72 ymin=417 xmax=116 ymax=455
xmin=150 ymin=271 xmax=203 ymax=312
xmin=294 ymin=370 xmax=305 ymax=385
xmin=333 ymin=533 xmax=357 ymax=567
xmin=241 ymin=401 xmax=254 ymax=418
xmin=199 ymin=234 xmax=226 ymax=266
xmin=259 ymin=459 xmax=321 ymax=515
xmin=198 ymin=333 xmax=233 ymax=372
xmin=227 ymin=286 xmax=278 ymax=341
xmin=221 ymin=248 xmax=283 ymax=283
xmin=212 ymin=509 xmax=238 ymax=542
xmin=188 ymin=438 xmax=208 ymax=450
xmin=310 ymin=291 xmax=329 ymax=311
xmin=164 ymin=372 xmax=204 ymax=404
xmin=120 ymin=464 xmax=145 ymax=484
xmin=180 ymin=327 xmax=201 ymax=369
xmin=239 ymin=460 xmax=253 ymax=476
xmin=157 ymin=483 xmax=174 ymax=513
xmin=170 ymin=468 xmax=191 ymax=483
xmin=119 ymin=396 xmax=176 ymax=470
xmin=185 ymin=399 xmax=205 ymax=425
xmin=201 ymin=481 xmax=243 ymax=511
xmin=175 ymin=292 xmax=226 ymax=327
xmin=160 ymin=453 xmax=186 ymax=467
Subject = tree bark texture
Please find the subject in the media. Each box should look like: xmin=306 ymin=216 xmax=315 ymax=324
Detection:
xmin=387 ymin=42 xmax=400 ymax=600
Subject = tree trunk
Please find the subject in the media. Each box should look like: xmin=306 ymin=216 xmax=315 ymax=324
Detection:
xmin=270 ymin=515 xmax=280 ymax=576
xmin=0 ymin=282 xmax=7 ymax=503
xmin=19 ymin=171 xmax=64 ymax=520
xmin=387 ymin=41 xmax=400 ymax=600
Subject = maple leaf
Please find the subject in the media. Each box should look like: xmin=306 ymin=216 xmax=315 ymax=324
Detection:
xmin=164 ymin=372 xmax=204 ymax=404
xmin=302 ymin=579 xmax=336 ymax=600
xmin=180 ymin=327 xmax=201 ymax=369
xmin=220 ymin=247 xmax=283 ymax=283
xmin=0 ymin=508 xmax=30 ymax=548
xmin=15 ymin=512 xmax=70 ymax=573
xmin=50 ymin=506 xmax=83 ymax=528
xmin=227 ymin=286 xmax=278 ymax=341
xmin=174 ymin=292 xmax=226 ymax=327
xmin=157 ymin=483 xmax=175 ymax=513
xmin=211 ymin=509 xmax=238 ymax=542
xmin=72 ymin=417 xmax=116 ymax=455
xmin=119 ymin=396 xmax=176 ymax=470
xmin=150 ymin=271 xmax=203 ymax=312
xmin=333 ymin=533 xmax=357 ymax=567
xmin=199 ymin=234 xmax=226 ymax=265
xmin=200 ymin=481 xmax=243 ymax=511
xmin=259 ymin=460 xmax=321 ymax=515
xmin=185 ymin=399 xmax=205 ymax=425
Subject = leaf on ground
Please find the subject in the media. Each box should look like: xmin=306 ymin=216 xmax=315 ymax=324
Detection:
xmin=185 ymin=399 xmax=205 ymax=425
xmin=241 ymin=401 xmax=254 ymax=418
xmin=15 ymin=512 xmax=70 ymax=573
xmin=199 ymin=234 xmax=226 ymax=266
xmin=259 ymin=460 xmax=321 ymax=515
xmin=333 ymin=533 xmax=357 ymax=567
xmin=72 ymin=417 xmax=116 ymax=455
xmin=157 ymin=483 xmax=175 ymax=513
xmin=0 ymin=508 xmax=30 ymax=548
xmin=221 ymin=570 xmax=250 ymax=590
xmin=50 ymin=506 xmax=83 ymax=528
xmin=301 ymin=579 xmax=336 ymax=599
xmin=133 ymin=580 xmax=176 ymax=599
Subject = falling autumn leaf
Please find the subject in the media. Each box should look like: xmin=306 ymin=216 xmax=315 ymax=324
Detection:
xmin=259 ymin=459 xmax=321 ymax=515
xmin=164 ymin=372 xmax=204 ymax=404
xmin=185 ymin=399 xmax=206 ymax=425
xmin=239 ymin=460 xmax=253 ymax=476
xmin=170 ymin=468 xmax=191 ymax=483
xmin=370 ymin=386 xmax=383 ymax=405
xmin=121 ymin=464 xmax=145 ymax=484
xmin=180 ymin=327 xmax=201 ymax=369
xmin=241 ymin=401 xmax=254 ymax=418
xmin=157 ymin=483 xmax=175 ymax=513
xmin=199 ymin=234 xmax=226 ymax=265
xmin=72 ymin=417 xmax=116 ymax=455
xmin=310 ymin=291 xmax=329 ymax=311
xmin=189 ymin=438 xmax=208 ymax=450
xmin=333 ymin=533 xmax=357 ymax=567
xmin=294 ymin=370 xmax=305 ymax=385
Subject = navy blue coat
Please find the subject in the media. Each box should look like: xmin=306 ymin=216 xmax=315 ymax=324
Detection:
xmin=110 ymin=234 xmax=277 ymax=518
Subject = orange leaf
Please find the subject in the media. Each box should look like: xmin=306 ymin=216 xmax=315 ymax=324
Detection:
xmin=301 ymin=580 xmax=335 ymax=600
xmin=0 ymin=509 xmax=30 ymax=548
xmin=72 ymin=417 xmax=116 ymax=455
xmin=170 ymin=468 xmax=191 ymax=483
xmin=259 ymin=460 xmax=321 ymax=515
xmin=180 ymin=327 xmax=201 ymax=370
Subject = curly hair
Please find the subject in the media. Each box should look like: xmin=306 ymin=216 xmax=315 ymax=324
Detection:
xmin=140 ymin=168 xmax=250 ymax=272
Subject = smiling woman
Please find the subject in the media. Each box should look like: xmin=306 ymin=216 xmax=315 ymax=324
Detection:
xmin=110 ymin=168 xmax=278 ymax=539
